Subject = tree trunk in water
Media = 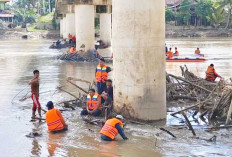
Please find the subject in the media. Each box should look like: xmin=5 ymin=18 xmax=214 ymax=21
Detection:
xmin=225 ymin=8 xmax=231 ymax=29
xmin=43 ymin=0 xmax=45 ymax=14
xmin=48 ymin=0 xmax=51 ymax=12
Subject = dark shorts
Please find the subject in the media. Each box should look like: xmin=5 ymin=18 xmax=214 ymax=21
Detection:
xmin=81 ymin=109 xmax=101 ymax=117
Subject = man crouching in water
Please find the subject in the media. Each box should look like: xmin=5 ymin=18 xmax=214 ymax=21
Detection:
xmin=100 ymin=115 xmax=128 ymax=141
xmin=45 ymin=101 xmax=68 ymax=133
xmin=29 ymin=70 xmax=41 ymax=118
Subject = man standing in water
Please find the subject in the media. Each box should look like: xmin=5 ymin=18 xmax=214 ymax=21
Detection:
xmin=96 ymin=58 xmax=112 ymax=94
xmin=29 ymin=70 xmax=41 ymax=118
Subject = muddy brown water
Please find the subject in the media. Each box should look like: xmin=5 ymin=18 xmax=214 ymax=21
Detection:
xmin=0 ymin=38 xmax=231 ymax=157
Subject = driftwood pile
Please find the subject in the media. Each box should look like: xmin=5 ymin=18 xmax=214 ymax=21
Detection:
xmin=167 ymin=65 xmax=232 ymax=125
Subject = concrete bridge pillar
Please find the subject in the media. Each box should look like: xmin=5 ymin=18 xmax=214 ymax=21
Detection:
xmin=75 ymin=5 xmax=95 ymax=52
xmin=100 ymin=13 xmax=111 ymax=46
xmin=66 ymin=13 xmax=76 ymax=37
xmin=62 ymin=16 xmax=67 ymax=39
xmin=112 ymin=0 xmax=166 ymax=120
xmin=60 ymin=19 xmax=63 ymax=37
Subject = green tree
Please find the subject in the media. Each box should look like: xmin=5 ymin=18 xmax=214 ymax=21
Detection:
xmin=206 ymin=6 xmax=225 ymax=28
xmin=215 ymin=0 xmax=232 ymax=28
xmin=179 ymin=0 xmax=191 ymax=25
xmin=195 ymin=0 xmax=213 ymax=26
xmin=165 ymin=9 xmax=175 ymax=22
xmin=12 ymin=8 xmax=36 ymax=27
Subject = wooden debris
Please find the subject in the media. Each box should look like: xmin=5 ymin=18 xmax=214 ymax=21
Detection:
xmin=160 ymin=127 xmax=177 ymax=138
xmin=181 ymin=111 xmax=196 ymax=136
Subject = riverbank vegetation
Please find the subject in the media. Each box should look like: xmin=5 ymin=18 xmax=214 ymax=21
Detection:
xmin=166 ymin=0 xmax=232 ymax=29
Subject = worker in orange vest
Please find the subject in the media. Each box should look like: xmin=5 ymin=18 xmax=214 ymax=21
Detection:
xmin=96 ymin=58 xmax=112 ymax=94
xmin=69 ymin=45 xmax=76 ymax=54
xmin=174 ymin=47 xmax=179 ymax=56
xmin=81 ymin=89 xmax=102 ymax=116
xmin=100 ymin=115 xmax=128 ymax=141
xmin=205 ymin=64 xmax=222 ymax=82
xmin=45 ymin=101 xmax=68 ymax=133
xmin=195 ymin=48 xmax=200 ymax=55
xmin=166 ymin=48 xmax=174 ymax=59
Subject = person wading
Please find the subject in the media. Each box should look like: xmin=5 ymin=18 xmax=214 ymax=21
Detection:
xmin=29 ymin=70 xmax=41 ymax=118
xmin=205 ymin=64 xmax=222 ymax=82
xmin=81 ymin=89 xmax=102 ymax=117
xmin=95 ymin=58 xmax=112 ymax=94
xmin=100 ymin=115 xmax=128 ymax=141
xmin=45 ymin=101 xmax=68 ymax=133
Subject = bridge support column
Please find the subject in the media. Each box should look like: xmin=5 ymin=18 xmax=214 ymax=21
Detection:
xmin=75 ymin=5 xmax=95 ymax=52
xmin=112 ymin=0 xmax=166 ymax=120
xmin=66 ymin=13 xmax=76 ymax=37
xmin=100 ymin=13 xmax=111 ymax=46
xmin=62 ymin=16 xmax=67 ymax=39
xmin=60 ymin=19 xmax=63 ymax=37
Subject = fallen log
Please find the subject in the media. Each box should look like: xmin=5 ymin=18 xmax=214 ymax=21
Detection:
xmin=160 ymin=128 xmax=177 ymax=138
xmin=181 ymin=111 xmax=196 ymax=136
xmin=67 ymin=80 xmax=88 ymax=94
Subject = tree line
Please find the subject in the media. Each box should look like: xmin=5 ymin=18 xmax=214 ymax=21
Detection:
xmin=166 ymin=0 xmax=232 ymax=29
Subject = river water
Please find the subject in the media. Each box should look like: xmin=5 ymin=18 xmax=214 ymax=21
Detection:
xmin=0 ymin=38 xmax=231 ymax=157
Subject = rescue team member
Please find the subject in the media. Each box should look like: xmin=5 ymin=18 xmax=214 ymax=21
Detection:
xmin=96 ymin=58 xmax=112 ymax=94
xmin=45 ymin=101 xmax=68 ymax=133
xmin=195 ymin=47 xmax=200 ymax=55
xmin=101 ymin=79 xmax=113 ymax=107
xmin=100 ymin=115 xmax=128 ymax=141
xmin=81 ymin=89 xmax=102 ymax=117
xmin=69 ymin=45 xmax=76 ymax=54
xmin=68 ymin=33 xmax=72 ymax=44
xmin=205 ymin=64 xmax=222 ymax=82
xmin=29 ymin=70 xmax=41 ymax=118
xmin=166 ymin=47 xmax=174 ymax=59
xmin=174 ymin=47 xmax=179 ymax=56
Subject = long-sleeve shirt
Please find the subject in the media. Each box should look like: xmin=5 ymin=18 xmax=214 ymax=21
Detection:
xmin=115 ymin=124 xmax=127 ymax=139
xmin=56 ymin=109 xmax=66 ymax=126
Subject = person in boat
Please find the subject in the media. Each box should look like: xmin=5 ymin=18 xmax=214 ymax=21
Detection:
xmin=68 ymin=33 xmax=73 ymax=44
xmin=205 ymin=64 xmax=222 ymax=82
xmin=81 ymin=89 xmax=102 ymax=117
xmin=45 ymin=101 xmax=68 ymax=133
xmin=100 ymin=115 xmax=128 ymax=141
xmin=166 ymin=48 xmax=174 ymax=59
xmin=69 ymin=45 xmax=76 ymax=54
xmin=165 ymin=43 xmax=168 ymax=54
xmin=101 ymin=79 xmax=113 ymax=107
xmin=174 ymin=47 xmax=179 ymax=56
xmin=96 ymin=58 xmax=112 ymax=94
xmin=195 ymin=48 xmax=200 ymax=55
xmin=29 ymin=70 xmax=41 ymax=119
xmin=56 ymin=40 xmax=61 ymax=48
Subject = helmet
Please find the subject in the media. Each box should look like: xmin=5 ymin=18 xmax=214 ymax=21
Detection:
xmin=116 ymin=115 xmax=124 ymax=120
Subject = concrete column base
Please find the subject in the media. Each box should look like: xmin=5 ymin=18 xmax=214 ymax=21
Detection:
xmin=100 ymin=13 xmax=111 ymax=46
xmin=66 ymin=13 xmax=76 ymax=36
xmin=62 ymin=17 xmax=67 ymax=39
xmin=75 ymin=5 xmax=95 ymax=52
xmin=112 ymin=0 xmax=166 ymax=121
xmin=60 ymin=19 xmax=63 ymax=37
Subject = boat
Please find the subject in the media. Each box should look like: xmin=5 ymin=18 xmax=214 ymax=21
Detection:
xmin=166 ymin=57 xmax=206 ymax=62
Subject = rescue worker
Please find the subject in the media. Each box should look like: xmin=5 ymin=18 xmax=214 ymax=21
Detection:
xmin=195 ymin=48 xmax=200 ymax=55
xmin=166 ymin=48 xmax=174 ymax=59
xmin=69 ymin=45 xmax=76 ymax=54
xmin=205 ymin=64 xmax=222 ymax=82
xmin=100 ymin=115 xmax=128 ymax=141
xmin=45 ymin=101 xmax=68 ymax=133
xmin=68 ymin=33 xmax=72 ymax=44
xmin=29 ymin=70 xmax=41 ymax=118
xmin=72 ymin=35 xmax=76 ymax=46
xmin=96 ymin=58 xmax=112 ymax=94
xmin=174 ymin=47 xmax=179 ymax=56
xmin=101 ymin=79 xmax=113 ymax=107
xmin=81 ymin=89 xmax=102 ymax=117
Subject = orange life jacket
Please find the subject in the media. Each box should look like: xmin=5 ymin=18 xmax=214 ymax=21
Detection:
xmin=175 ymin=50 xmax=179 ymax=56
xmin=167 ymin=51 xmax=173 ymax=58
xmin=195 ymin=50 xmax=200 ymax=54
xmin=100 ymin=118 xmax=123 ymax=140
xmin=96 ymin=64 xmax=108 ymax=83
xmin=87 ymin=93 xmax=99 ymax=110
xmin=206 ymin=66 xmax=216 ymax=81
xmin=46 ymin=108 xmax=64 ymax=131
xmin=69 ymin=47 xmax=75 ymax=53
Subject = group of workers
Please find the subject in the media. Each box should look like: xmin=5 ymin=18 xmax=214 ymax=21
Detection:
xmin=165 ymin=44 xmax=202 ymax=59
xmin=30 ymin=57 xmax=128 ymax=141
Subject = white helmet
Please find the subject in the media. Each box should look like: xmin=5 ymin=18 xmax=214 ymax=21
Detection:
xmin=116 ymin=115 xmax=123 ymax=120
